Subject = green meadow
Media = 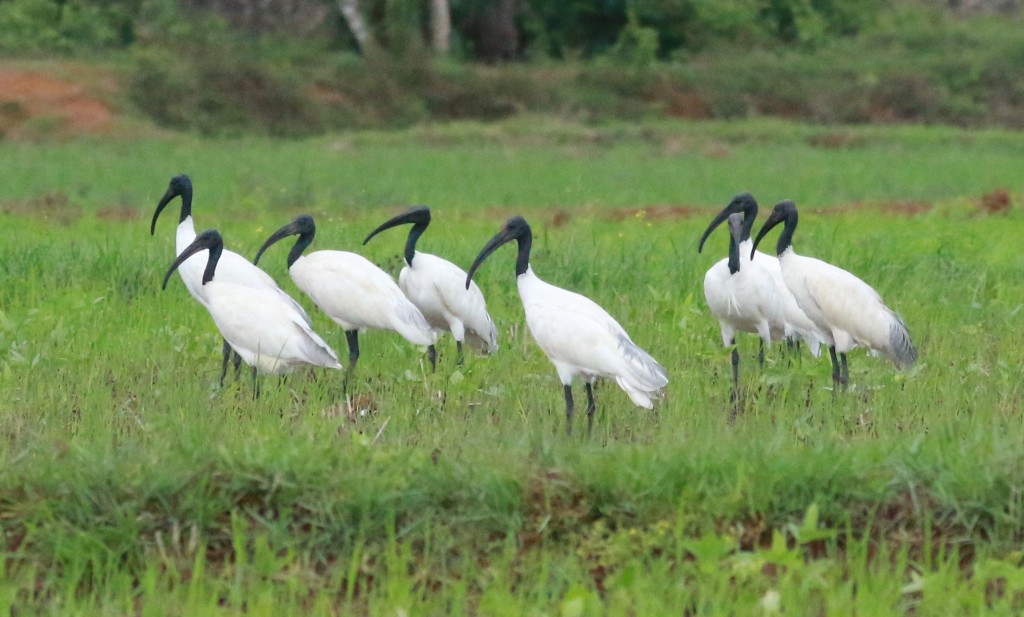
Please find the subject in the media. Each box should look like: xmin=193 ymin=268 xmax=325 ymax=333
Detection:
xmin=1 ymin=118 xmax=1024 ymax=615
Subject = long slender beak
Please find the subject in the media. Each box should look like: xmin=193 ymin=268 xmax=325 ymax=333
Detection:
xmin=162 ymin=231 xmax=220 ymax=290
xmin=151 ymin=187 xmax=177 ymax=236
xmin=363 ymin=210 xmax=417 ymax=245
xmin=727 ymin=213 xmax=745 ymax=250
xmin=697 ymin=207 xmax=731 ymax=253
xmin=254 ymin=221 xmax=299 ymax=265
xmin=750 ymin=214 xmax=781 ymax=260
xmin=465 ymin=228 xmax=516 ymax=289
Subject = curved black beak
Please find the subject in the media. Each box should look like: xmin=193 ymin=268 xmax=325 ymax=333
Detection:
xmin=363 ymin=205 xmax=430 ymax=245
xmin=162 ymin=229 xmax=223 ymax=290
xmin=466 ymin=226 xmax=518 ymax=289
xmin=697 ymin=207 xmax=732 ymax=254
xmin=750 ymin=210 xmax=783 ymax=260
xmin=254 ymin=220 xmax=301 ymax=265
xmin=151 ymin=186 xmax=178 ymax=236
xmin=727 ymin=212 xmax=745 ymax=249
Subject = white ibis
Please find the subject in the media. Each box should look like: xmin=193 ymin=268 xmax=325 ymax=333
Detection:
xmin=698 ymin=193 xmax=825 ymax=399
xmin=700 ymin=211 xmax=782 ymax=400
xmin=751 ymin=200 xmax=917 ymax=391
xmin=162 ymin=229 xmax=341 ymax=396
xmin=466 ymin=216 xmax=668 ymax=434
xmin=151 ymin=174 xmax=312 ymax=385
xmin=254 ymin=215 xmax=437 ymax=390
xmin=363 ymin=205 xmax=498 ymax=371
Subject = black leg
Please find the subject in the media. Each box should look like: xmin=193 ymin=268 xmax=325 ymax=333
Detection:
xmin=730 ymin=339 xmax=740 ymax=404
xmin=427 ymin=344 xmax=437 ymax=373
xmin=585 ymin=382 xmax=596 ymax=435
xmin=232 ymin=350 xmax=243 ymax=377
xmin=344 ymin=330 xmax=359 ymax=394
xmin=563 ymin=384 xmax=575 ymax=436
xmin=251 ymin=366 xmax=260 ymax=399
xmin=219 ymin=339 xmax=232 ymax=387
xmin=839 ymin=352 xmax=849 ymax=392
xmin=758 ymin=339 xmax=765 ymax=369
xmin=829 ymin=346 xmax=841 ymax=396
xmin=456 ymin=341 xmax=464 ymax=366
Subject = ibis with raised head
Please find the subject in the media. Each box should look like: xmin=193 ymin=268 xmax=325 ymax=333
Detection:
xmin=700 ymin=210 xmax=783 ymax=401
xmin=751 ymin=200 xmax=917 ymax=391
xmin=151 ymin=174 xmax=312 ymax=385
xmin=162 ymin=229 xmax=341 ymax=395
xmin=363 ymin=205 xmax=498 ymax=370
xmin=254 ymin=215 xmax=437 ymax=390
xmin=466 ymin=216 xmax=668 ymax=434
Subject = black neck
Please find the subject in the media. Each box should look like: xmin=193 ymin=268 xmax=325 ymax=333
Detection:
xmin=202 ymin=241 xmax=223 ymax=284
xmin=288 ymin=230 xmax=314 ymax=268
xmin=515 ymin=226 xmax=532 ymax=277
xmin=179 ymin=187 xmax=193 ymax=223
xmin=775 ymin=211 xmax=798 ymax=256
xmin=727 ymin=234 xmax=740 ymax=274
xmin=741 ymin=209 xmax=757 ymax=242
xmin=404 ymin=222 xmax=427 ymax=266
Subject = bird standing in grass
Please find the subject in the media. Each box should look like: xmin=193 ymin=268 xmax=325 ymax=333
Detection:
xmin=162 ymin=229 xmax=341 ymax=396
xmin=466 ymin=216 xmax=668 ymax=435
xmin=363 ymin=205 xmax=498 ymax=370
xmin=150 ymin=174 xmax=312 ymax=386
xmin=751 ymin=200 xmax=917 ymax=392
xmin=254 ymin=215 xmax=437 ymax=391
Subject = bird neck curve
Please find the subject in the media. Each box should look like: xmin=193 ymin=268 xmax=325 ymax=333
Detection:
xmin=775 ymin=211 xmax=798 ymax=257
xmin=202 ymin=240 xmax=223 ymax=285
xmin=178 ymin=187 xmax=193 ymax=224
xmin=404 ymin=222 xmax=428 ymax=266
xmin=288 ymin=230 xmax=314 ymax=268
xmin=515 ymin=226 xmax=532 ymax=277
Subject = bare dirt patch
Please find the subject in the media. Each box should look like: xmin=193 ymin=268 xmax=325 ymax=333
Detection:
xmin=0 ymin=64 xmax=115 ymax=139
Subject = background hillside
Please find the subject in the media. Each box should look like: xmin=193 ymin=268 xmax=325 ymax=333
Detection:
xmin=1 ymin=0 xmax=1023 ymax=137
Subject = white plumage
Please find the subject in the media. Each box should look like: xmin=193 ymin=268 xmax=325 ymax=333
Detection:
xmin=466 ymin=216 xmax=667 ymax=433
xmin=751 ymin=200 xmax=917 ymax=390
xmin=255 ymin=215 xmax=437 ymax=387
xmin=363 ymin=206 xmax=497 ymax=369
xmin=162 ymin=229 xmax=341 ymax=379
xmin=151 ymin=175 xmax=312 ymax=383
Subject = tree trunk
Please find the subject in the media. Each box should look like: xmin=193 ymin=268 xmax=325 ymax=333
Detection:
xmin=337 ymin=0 xmax=375 ymax=53
xmin=429 ymin=0 xmax=451 ymax=54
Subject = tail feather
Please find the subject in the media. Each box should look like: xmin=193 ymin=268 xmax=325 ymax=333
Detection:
xmin=888 ymin=315 xmax=917 ymax=370
xmin=617 ymin=334 xmax=669 ymax=400
xmin=391 ymin=298 xmax=438 ymax=346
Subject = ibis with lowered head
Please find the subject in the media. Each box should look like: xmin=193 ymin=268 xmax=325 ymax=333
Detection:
xmin=466 ymin=216 xmax=668 ymax=435
xmin=162 ymin=229 xmax=341 ymax=395
xmin=363 ymin=205 xmax=498 ymax=370
xmin=751 ymin=200 xmax=917 ymax=391
xmin=254 ymin=215 xmax=437 ymax=390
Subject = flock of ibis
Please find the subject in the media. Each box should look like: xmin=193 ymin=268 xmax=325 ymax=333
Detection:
xmin=152 ymin=175 xmax=917 ymax=434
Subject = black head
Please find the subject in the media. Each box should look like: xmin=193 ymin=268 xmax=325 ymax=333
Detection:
xmin=363 ymin=204 xmax=431 ymax=246
xmin=465 ymin=216 xmax=533 ymax=289
xmin=697 ymin=192 xmax=758 ymax=253
xmin=254 ymin=214 xmax=317 ymax=267
xmin=751 ymin=200 xmax=799 ymax=259
xmin=151 ymin=174 xmax=194 ymax=235
xmin=162 ymin=228 xmax=223 ymax=290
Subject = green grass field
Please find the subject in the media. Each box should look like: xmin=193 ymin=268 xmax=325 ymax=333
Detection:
xmin=1 ymin=118 xmax=1024 ymax=615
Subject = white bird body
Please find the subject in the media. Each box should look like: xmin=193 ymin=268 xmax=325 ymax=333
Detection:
xmin=287 ymin=250 xmax=437 ymax=346
xmin=203 ymin=280 xmax=341 ymax=374
xmin=173 ymin=216 xmax=311 ymax=324
xmin=703 ymin=239 xmax=784 ymax=348
xmin=518 ymin=267 xmax=668 ymax=408
xmin=399 ymin=251 xmax=498 ymax=353
xmin=754 ymin=242 xmax=824 ymax=357
xmin=778 ymin=249 xmax=911 ymax=364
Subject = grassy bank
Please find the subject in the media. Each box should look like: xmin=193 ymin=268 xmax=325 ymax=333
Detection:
xmin=1 ymin=119 xmax=1023 ymax=613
